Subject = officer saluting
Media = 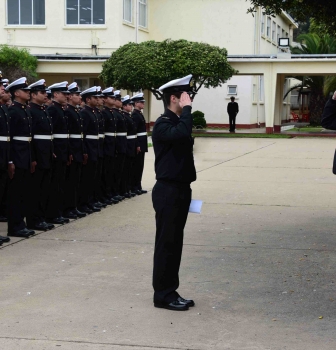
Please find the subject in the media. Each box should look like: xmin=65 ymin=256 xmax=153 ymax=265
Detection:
xmin=131 ymin=93 xmax=148 ymax=195
xmin=63 ymin=82 xmax=87 ymax=219
xmin=6 ymin=78 xmax=35 ymax=238
xmin=152 ymin=75 xmax=196 ymax=311
xmin=27 ymin=79 xmax=55 ymax=231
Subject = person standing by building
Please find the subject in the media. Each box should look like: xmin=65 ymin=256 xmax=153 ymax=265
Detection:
xmin=6 ymin=78 xmax=35 ymax=238
xmin=46 ymin=82 xmax=71 ymax=225
xmin=227 ymin=96 xmax=239 ymax=133
xmin=152 ymin=74 xmax=196 ymax=311
xmin=131 ymin=93 xmax=148 ymax=195
xmin=26 ymin=79 xmax=55 ymax=231
xmin=63 ymin=82 xmax=87 ymax=219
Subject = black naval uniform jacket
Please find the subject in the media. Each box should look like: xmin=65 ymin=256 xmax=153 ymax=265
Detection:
xmin=102 ymin=107 xmax=116 ymax=157
xmin=132 ymin=109 xmax=148 ymax=152
xmin=122 ymin=111 xmax=137 ymax=158
xmin=8 ymin=101 xmax=33 ymax=170
xmin=65 ymin=104 xmax=86 ymax=163
xmin=113 ymin=108 xmax=127 ymax=155
xmin=47 ymin=101 xmax=69 ymax=162
xmin=80 ymin=105 xmax=99 ymax=162
xmin=0 ymin=104 xmax=10 ymax=170
xmin=28 ymin=103 xmax=53 ymax=169
xmin=227 ymin=101 xmax=239 ymax=115
xmin=321 ymin=98 xmax=336 ymax=129
xmin=152 ymin=106 xmax=196 ymax=184
xmin=95 ymin=108 xmax=105 ymax=158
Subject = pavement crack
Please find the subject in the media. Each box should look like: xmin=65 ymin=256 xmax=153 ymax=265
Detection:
xmin=196 ymin=142 xmax=277 ymax=173
xmin=0 ymin=336 xmax=201 ymax=350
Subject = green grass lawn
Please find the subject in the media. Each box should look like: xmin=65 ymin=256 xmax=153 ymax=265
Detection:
xmin=284 ymin=126 xmax=324 ymax=133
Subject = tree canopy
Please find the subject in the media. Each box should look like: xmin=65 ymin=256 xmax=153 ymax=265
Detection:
xmin=100 ymin=39 xmax=237 ymax=100
xmin=247 ymin=0 xmax=336 ymax=35
xmin=0 ymin=45 xmax=38 ymax=82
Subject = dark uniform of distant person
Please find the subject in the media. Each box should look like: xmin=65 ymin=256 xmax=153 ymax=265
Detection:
xmin=112 ymin=90 xmax=128 ymax=197
xmin=0 ymin=74 xmax=10 ymax=225
xmin=321 ymin=91 xmax=336 ymax=131
xmin=121 ymin=95 xmax=137 ymax=197
xmin=26 ymin=79 xmax=55 ymax=231
xmin=6 ymin=78 xmax=35 ymax=238
xmin=152 ymin=74 xmax=196 ymax=311
xmin=131 ymin=93 xmax=148 ymax=195
xmin=63 ymin=82 xmax=87 ymax=219
xmin=101 ymin=87 xmax=120 ymax=203
xmin=94 ymin=87 xmax=111 ymax=207
xmin=78 ymin=86 xmax=101 ymax=214
xmin=227 ymin=96 xmax=239 ymax=133
xmin=46 ymin=82 xmax=71 ymax=225
xmin=45 ymin=89 xmax=52 ymax=107
xmin=0 ymin=74 xmax=11 ymax=244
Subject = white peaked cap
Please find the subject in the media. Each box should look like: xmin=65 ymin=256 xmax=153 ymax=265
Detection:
xmin=80 ymin=86 xmax=98 ymax=97
xmin=48 ymin=81 xmax=69 ymax=93
xmin=68 ymin=82 xmax=81 ymax=93
xmin=158 ymin=74 xmax=193 ymax=92
xmin=5 ymin=77 xmax=30 ymax=92
xmin=131 ymin=92 xmax=145 ymax=102
xmin=28 ymin=79 xmax=47 ymax=90
xmin=113 ymin=90 xmax=121 ymax=96
xmin=102 ymin=87 xmax=114 ymax=95
xmin=121 ymin=95 xmax=130 ymax=103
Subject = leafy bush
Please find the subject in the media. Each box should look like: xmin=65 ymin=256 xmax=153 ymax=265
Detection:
xmin=0 ymin=45 xmax=38 ymax=81
xmin=192 ymin=110 xmax=207 ymax=129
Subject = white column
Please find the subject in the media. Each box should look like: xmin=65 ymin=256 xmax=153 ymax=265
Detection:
xmin=263 ymin=64 xmax=278 ymax=134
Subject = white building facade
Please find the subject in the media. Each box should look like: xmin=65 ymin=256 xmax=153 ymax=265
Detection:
xmin=0 ymin=0 xmax=297 ymax=128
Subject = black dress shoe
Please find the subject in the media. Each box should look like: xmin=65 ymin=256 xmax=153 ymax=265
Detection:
xmin=103 ymin=199 xmax=113 ymax=205
xmin=0 ymin=235 xmax=10 ymax=243
xmin=27 ymin=222 xmax=49 ymax=231
xmin=94 ymin=201 xmax=106 ymax=208
xmin=46 ymin=217 xmax=65 ymax=225
xmin=87 ymin=205 xmax=101 ymax=212
xmin=135 ymin=190 xmax=142 ymax=195
xmin=0 ymin=215 xmax=8 ymax=222
xmin=154 ymin=300 xmax=189 ymax=311
xmin=177 ymin=297 xmax=195 ymax=307
xmin=8 ymin=228 xmax=35 ymax=238
xmin=113 ymin=196 xmax=122 ymax=201
xmin=46 ymin=223 xmax=55 ymax=230
xmin=129 ymin=192 xmax=137 ymax=197
xmin=123 ymin=193 xmax=131 ymax=199
xmin=74 ymin=209 xmax=86 ymax=218
xmin=140 ymin=190 xmax=148 ymax=194
xmin=111 ymin=198 xmax=119 ymax=204
xmin=63 ymin=211 xmax=78 ymax=220
xmin=78 ymin=206 xmax=93 ymax=214
xmin=59 ymin=216 xmax=70 ymax=224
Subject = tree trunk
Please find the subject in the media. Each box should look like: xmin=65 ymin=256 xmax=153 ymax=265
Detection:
xmin=309 ymin=89 xmax=328 ymax=126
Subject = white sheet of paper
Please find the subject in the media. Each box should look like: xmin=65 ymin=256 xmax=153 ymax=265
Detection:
xmin=189 ymin=199 xmax=203 ymax=214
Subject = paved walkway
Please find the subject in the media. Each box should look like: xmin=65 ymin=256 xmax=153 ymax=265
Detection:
xmin=1 ymin=137 xmax=336 ymax=349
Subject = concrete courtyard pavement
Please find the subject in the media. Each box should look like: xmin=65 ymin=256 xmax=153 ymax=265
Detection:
xmin=0 ymin=137 xmax=336 ymax=350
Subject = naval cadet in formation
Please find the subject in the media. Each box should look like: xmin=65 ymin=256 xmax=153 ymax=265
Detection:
xmin=152 ymin=74 xmax=196 ymax=311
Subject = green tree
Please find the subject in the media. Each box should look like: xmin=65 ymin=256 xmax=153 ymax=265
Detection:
xmin=0 ymin=45 xmax=38 ymax=82
xmin=285 ymin=33 xmax=336 ymax=125
xmin=247 ymin=0 xmax=336 ymax=35
xmin=100 ymin=39 xmax=237 ymax=101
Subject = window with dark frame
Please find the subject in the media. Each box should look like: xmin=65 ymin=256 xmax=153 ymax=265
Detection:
xmin=66 ymin=0 xmax=105 ymax=25
xmin=7 ymin=0 xmax=45 ymax=25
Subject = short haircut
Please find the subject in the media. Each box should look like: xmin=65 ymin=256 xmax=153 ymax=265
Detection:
xmin=163 ymin=91 xmax=182 ymax=107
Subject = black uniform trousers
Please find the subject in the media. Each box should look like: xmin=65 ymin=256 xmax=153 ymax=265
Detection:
xmin=78 ymin=160 xmax=97 ymax=207
xmin=64 ymin=161 xmax=82 ymax=212
xmin=103 ymin=156 xmax=116 ymax=197
xmin=94 ymin=157 xmax=104 ymax=201
xmin=27 ymin=168 xmax=52 ymax=226
xmin=133 ymin=152 xmax=145 ymax=191
xmin=46 ymin=160 xmax=66 ymax=219
xmin=0 ymin=169 xmax=8 ymax=217
xmin=114 ymin=153 xmax=125 ymax=195
xmin=229 ymin=113 xmax=236 ymax=132
xmin=120 ymin=156 xmax=134 ymax=194
xmin=152 ymin=181 xmax=192 ymax=304
xmin=7 ymin=168 xmax=30 ymax=233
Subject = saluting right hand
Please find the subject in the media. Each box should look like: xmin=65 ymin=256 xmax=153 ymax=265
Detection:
xmin=8 ymin=163 xmax=15 ymax=179
xmin=179 ymin=92 xmax=192 ymax=108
